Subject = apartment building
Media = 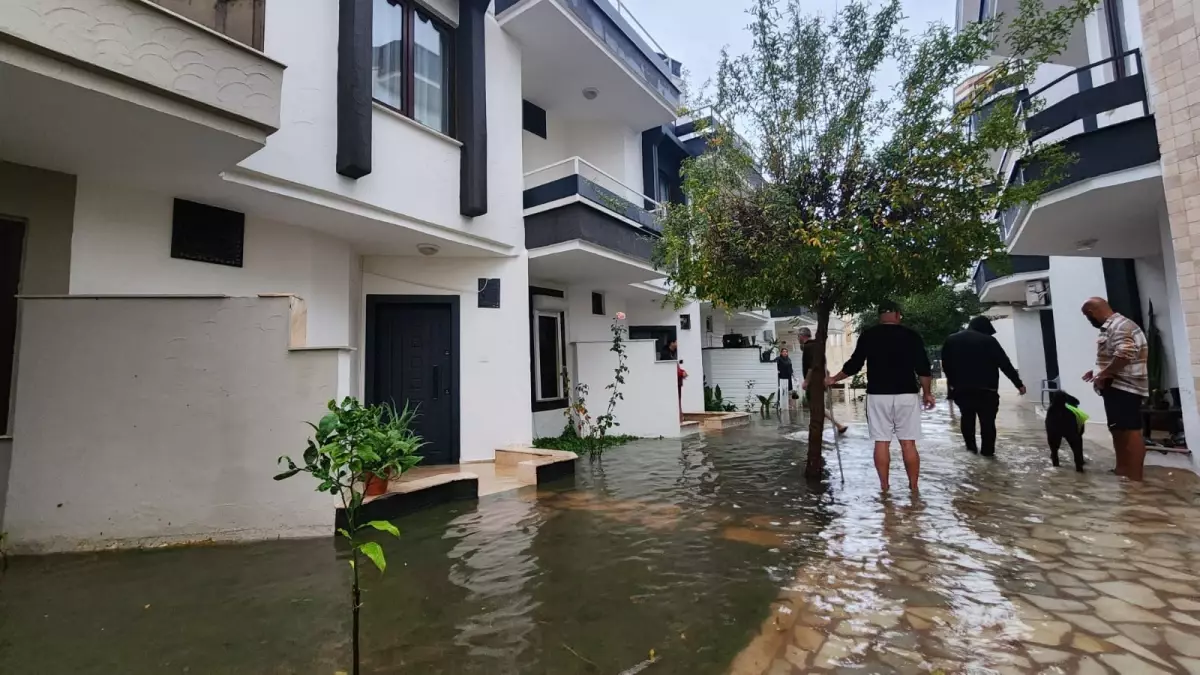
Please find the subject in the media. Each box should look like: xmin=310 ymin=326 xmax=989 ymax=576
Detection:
xmin=960 ymin=0 xmax=1197 ymax=467
xmin=0 ymin=0 xmax=703 ymax=551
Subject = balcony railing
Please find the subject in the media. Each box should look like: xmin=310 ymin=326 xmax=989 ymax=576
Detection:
xmin=496 ymin=0 xmax=681 ymax=107
xmin=973 ymin=255 xmax=1050 ymax=296
xmin=149 ymin=0 xmax=265 ymax=50
xmin=524 ymin=157 xmax=663 ymax=232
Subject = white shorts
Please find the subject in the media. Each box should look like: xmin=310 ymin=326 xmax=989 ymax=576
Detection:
xmin=867 ymin=394 xmax=922 ymax=442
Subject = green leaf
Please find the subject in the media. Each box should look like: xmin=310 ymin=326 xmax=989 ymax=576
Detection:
xmin=358 ymin=541 xmax=386 ymax=573
xmin=273 ymin=468 xmax=301 ymax=481
xmin=336 ymin=528 xmax=353 ymax=541
xmin=364 ymin=520 xmax=400 ymax=538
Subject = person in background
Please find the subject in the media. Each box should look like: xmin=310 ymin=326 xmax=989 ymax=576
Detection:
xmin=777 ymin=347 xmax=796 ymax=409
xmin=797 ymin=327 xmax=848 ymax=433
xmin=1082 ymin=297 xmax=1149 ymax=481
xmin=827 ymin=301 xmax=934 ymax=492
xmin=941 ymin=315 xmax=1026 ymax=457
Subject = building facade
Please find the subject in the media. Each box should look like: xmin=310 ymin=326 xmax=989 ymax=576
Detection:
xmin=0 ymin=0 xmax=707 ymax=551
xmin=961 ymin=0 xmax=1198 ymax=468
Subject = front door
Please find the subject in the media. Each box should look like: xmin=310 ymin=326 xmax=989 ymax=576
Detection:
xmin=0 ymin=220 xmax=23 ymax=433
xmin=367 ymin=297 xmax=458 ymax=465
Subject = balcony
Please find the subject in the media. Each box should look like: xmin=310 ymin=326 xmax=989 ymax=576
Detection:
xmin=956 ymin=0 xmax=1090 ymax=67
xmin=1003 ymin=50 xmax=1164 ymax=259
xmin=973 ymin=256 xmax=1050 ymax=303
xmin=524 ymin=157 xmax=663 ymax=286
xmin=0 ymin=0 xmax=283 ymax=185
xmin=497 ymin=0 xmax=681 ymax=129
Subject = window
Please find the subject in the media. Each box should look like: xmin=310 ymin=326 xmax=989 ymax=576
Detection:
xmin=534 ymin=311 xmax=565 ymax=401
xmin=591 ymin=292 xmax=605 ymax=316
xmin=372 ymin=0 xmax=454 ymax=136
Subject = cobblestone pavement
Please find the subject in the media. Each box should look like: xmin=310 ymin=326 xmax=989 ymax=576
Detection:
xmin=730 ymin=398 xmax=1200 ymax=674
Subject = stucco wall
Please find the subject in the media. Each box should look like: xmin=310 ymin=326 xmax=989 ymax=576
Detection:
xmin=4 ymin=296 xmax=345 ymax=553
xmin=0 ymin=161 xmax=74 ymax=295
xmin=1012 ymin=309 xmax=1049 ymax=395
xmin=521 ymin=115 xmax=643 ymax=189
xmin=573 ymin=340 xmax=678 ymax=438
xmin=1135 ymin=251 xmax=1179 ymax=389
xmin=362 ymin=254 xmax=533 ymax=462
xmin=243 ymin=0 xmax=525 ymax=247
xmin=1049 ymin=256 xmax=1109 ymax=423
xmin=625 ymin=300 xmax=704 ymax=413
xmin=67 ymin=179 xmax=358 ymax=348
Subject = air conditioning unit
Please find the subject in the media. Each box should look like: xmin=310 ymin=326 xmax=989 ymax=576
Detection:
xmin=1026 ymin=280 xmax=1050 ymax=307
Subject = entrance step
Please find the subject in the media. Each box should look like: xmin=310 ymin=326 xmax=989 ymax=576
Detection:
xmin=681 ymin=420 xmax=701 ymax=436
xmin=682 ymin=411 xmax=752 ymax=431
xmin=496 ymin=446 xmax=579 ymax=486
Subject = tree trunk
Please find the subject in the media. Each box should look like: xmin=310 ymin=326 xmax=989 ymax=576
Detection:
xmin=804 ymin=305 xmax=832 ymax=480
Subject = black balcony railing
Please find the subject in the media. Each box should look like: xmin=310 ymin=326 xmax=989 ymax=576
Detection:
xmin=149 ymin=0 xmax=265 ymax=50
xmin=1025 ymin=49 xmax=1149 ymax=142
xmin=973 ymin=255 xmax=1050 ymax=297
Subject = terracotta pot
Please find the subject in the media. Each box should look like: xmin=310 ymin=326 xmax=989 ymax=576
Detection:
xmin=363 ymin=471 xmax=390 ymax=497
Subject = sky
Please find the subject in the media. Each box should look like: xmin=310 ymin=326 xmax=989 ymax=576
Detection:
xmin=615 ymin=0 xmax=960 ymax=100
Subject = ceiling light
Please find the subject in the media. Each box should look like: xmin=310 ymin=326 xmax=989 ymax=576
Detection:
xmin=416 ymin=243 xmax=441 ymax=257
xmin=1075 ymin=238 xmax=1098 ymax=251
xmin=582 ymin=87 xmax=599 ymax=100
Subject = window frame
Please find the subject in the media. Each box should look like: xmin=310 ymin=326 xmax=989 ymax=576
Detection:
xmin=373 ymin=0 xmax=456 ymax=137
xmin=533 ymin=310 xmax=566 ymax=403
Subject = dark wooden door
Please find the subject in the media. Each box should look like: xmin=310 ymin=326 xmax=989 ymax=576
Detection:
xmin=0 ymin=220 xmax=23 ymax=434
xmin=369 ymin=299 xmax=457 ymax=465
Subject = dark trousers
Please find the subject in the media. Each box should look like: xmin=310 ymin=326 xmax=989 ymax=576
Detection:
xmin=954 ymin=389 xmax=1000 ymax=456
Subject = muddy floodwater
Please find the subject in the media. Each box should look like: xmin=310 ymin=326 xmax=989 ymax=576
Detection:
xmin=5 ymin=399 xmax=1200 ymax=674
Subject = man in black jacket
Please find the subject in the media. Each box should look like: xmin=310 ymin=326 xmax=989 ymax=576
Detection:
xmin=941 ymin=315 xmax=1026 ymax=457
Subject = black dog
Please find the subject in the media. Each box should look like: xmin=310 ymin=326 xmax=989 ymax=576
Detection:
xmin=1046 ymin=390 xmax=1086 ymax=472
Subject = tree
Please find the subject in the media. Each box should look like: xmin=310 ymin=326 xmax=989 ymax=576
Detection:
xmin=855 ymin=285 xmax=984 ymax=352
xmin=656 ymin=0 xmax=1099 ymax=478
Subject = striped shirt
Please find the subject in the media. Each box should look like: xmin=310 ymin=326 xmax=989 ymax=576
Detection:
xmin=1095 ymin=313 xmax=1149 ymax=397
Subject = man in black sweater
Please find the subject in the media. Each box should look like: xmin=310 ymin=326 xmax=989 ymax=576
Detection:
xmin=827 ymin=301 xmax=934 ymax=492
xmin=941 ymin=316 xmax=1026 ymax=457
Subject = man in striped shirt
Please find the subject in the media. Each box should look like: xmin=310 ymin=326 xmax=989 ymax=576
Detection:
xmin=1082 ymin=297 xmax=1149 ymax=481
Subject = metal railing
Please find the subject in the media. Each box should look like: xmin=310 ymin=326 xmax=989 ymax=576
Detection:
xmin=613 ymin=0 xmax=673 ymax=76
xmin=524 ymin=156 xmax=663 ymax=216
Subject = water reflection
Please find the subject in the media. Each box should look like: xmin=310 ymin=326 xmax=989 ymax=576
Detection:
xmin=5 ymin=399 xmax=1200 ymax=674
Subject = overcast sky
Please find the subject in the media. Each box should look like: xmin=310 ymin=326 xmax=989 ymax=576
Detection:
xmin=617 ymin=0 xmax=959 ymax=98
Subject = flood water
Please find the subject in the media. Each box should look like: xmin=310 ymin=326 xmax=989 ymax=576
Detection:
xmin=5 ymin=399 xmax=1200 ymax=674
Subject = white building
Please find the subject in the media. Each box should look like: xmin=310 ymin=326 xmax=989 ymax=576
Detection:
xmin=960 ymin=0 xmax=1195 ymax=466
xmin=0 ymin=0 xmax=707 ymax=551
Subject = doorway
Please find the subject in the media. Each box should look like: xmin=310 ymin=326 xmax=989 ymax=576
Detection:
xmin=365 ymin=296 xmax=460 ymax=465
xmin=0 ymin=220 xmax=23 ymax=434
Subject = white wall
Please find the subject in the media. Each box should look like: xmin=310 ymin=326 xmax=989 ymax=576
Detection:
xmin=991 ymin=314 xmax=1018 ymax=370
xmin=1157 ymin=205 xmax=1200 ymax=472
xmin=520 ymin=114 xmax=643 ymax=190
xmin=1135 ymin=252 xmax=1179 ymax=389
xmin=67 ymin=179 xmax=358 ymax=348
xmin=1049 ymin=256 xmax=1110 ymax=423
xmin=0 ymin=161 xmax=75 ymax=295
xmin=246 ymin=1 xmax=526 ymax=248
xmin=702 ymin=348 xmax=778 ymax=411
xmin=572 ymin=340 xmax=678 ymax=438
xmin=1013 ymin=309 xmax=1049 ymax=393
xmin=624 ymin=299 xmax=704 ymax=413
xmin=5 ymin=296 xmax=345 ymax=553
xmin=362 ymin=254 xmax=532 ymax=462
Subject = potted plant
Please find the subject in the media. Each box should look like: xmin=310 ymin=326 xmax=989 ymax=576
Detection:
xmin=274 ymin=397 xmax=424 ymax=675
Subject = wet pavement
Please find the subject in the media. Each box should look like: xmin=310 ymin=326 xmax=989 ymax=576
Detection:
xmin=4 ymin=397 xmax=1200 ymax=674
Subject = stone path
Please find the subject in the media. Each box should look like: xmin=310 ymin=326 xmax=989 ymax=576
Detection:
xmin=728 ymin=398 xmax=1200 ymax=674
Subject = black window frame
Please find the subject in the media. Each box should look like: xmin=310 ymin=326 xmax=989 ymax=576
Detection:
xmin=591 ymin=292 xmax=605 ymax=316
xmin=373 ymin=0 xmax=456 ymax=138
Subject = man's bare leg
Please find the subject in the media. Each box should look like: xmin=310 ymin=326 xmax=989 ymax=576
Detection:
xmin=1110 ymin=430 xmax=1129 ymax=477
xmin=874 ymin=441 xmax=891 ymax=492
xmin=899 ymin=440 xmax=920 ymax=492
xmin=1119 ymin=430 xmax=1146 ymax=482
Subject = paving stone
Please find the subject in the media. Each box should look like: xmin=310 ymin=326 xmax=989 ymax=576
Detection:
xmin=1166 ymin=627 xmax=1200 ymax=658
xmin=1072 ymin=632 xmax=1114 ymax=653
xmin=1026 ymin=620 xmax=1071 ymax=647
xmin=1027 ymin=647 xmax=1071 ymax=664
xmin=1063 ymin=587 xmax=1099 ymax=599
xmin=784 ymin=645 xmax=808 ymax=670
xmin=811 ymin=636 xmax=855 ymax=670
xmin=1099 ymin=653 xmax=1172 ymax=673
xmin=1172 ymin=598 xmax=1200 ymax=611
xmin=1077 ymin=656 xmax=1108 ymax=675
xmin=1107 ymin=635 xmax=1175 ymax=667
xmin=1058 ymin=613 xmax=1118 ymax=636
xmin=1117 ymin=623 xmax=1164 ymax=646
xmin=1145 ymin=578 xmax=1199 ymax=596
xmin=1093 ymin=581 xmax=1167 ymax=609
xmin=1092 ymin=597 xmax=1172 ymax=624
xmin=1176 ymin=656 xmax=1200 ymax=675
xmin=793 ymin=625 xmax=825 ymax=653
xmin=1135 ymin=562 xmax=1200 ymax=582
xmin=1047 ymin=571 xmax=1086 ymax=587
xmin=1021 ymin=594 xmax=1089 ymax=612
xmin=1172 ymin=612 xmax=1200 ymax=628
